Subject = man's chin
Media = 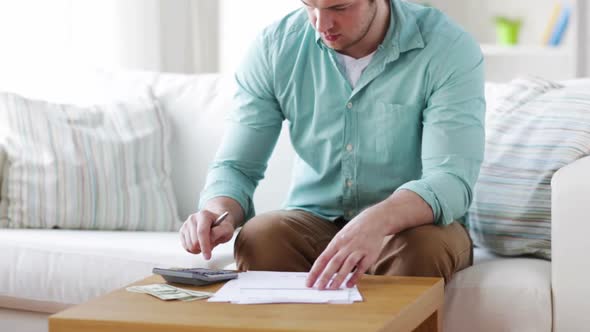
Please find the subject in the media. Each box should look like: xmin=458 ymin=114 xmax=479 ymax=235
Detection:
xmin=322 ymin=39 xmax=344 ymax=50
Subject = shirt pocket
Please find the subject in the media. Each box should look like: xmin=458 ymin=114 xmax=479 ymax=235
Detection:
xmin=374 ymin=102 xmax=422 ymax=162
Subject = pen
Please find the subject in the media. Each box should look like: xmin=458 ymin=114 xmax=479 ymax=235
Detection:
xmin=211 ymin=211 xmax=229 ymax=227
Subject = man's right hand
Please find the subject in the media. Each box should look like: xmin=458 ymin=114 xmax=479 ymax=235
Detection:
xmin=180 ymin=209 xmax=236 ymax=260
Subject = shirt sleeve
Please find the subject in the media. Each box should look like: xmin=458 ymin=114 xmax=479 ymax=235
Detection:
xmin=198 ymin=33 xmax=284 ymax=221
xmin=396 ymin=31 xmax=486 ymax=226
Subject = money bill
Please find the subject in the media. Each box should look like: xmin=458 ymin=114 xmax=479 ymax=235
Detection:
xmin=126 ymin=284 xmax=214 ymax=301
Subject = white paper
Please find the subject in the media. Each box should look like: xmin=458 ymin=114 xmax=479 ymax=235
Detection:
xmin=208 ymin=271 xmax=363 ymax=304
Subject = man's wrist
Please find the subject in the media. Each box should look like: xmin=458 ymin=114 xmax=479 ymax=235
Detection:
xmin=356 ymin=190 xmax=436 ymax=237
xmin=365 ymin=202 xmax=402 ymax=236
xmin=355 ymin=203 xmax=398 ymax=237
xmin=203 ymin=196 xmax=245 ymax=229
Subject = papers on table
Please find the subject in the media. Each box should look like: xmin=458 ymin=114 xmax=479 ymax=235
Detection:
xmin=208 ymin=271 xmax=363 ymax=304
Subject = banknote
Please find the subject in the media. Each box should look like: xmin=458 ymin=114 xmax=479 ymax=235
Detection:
xmin=126 ymin=284 xmax=214 ymax=301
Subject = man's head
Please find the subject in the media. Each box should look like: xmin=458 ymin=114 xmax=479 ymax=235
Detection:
xmin=302 ymin=0 xmax=389 ymax=58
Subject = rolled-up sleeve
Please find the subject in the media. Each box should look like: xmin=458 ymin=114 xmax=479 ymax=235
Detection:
xmin=396 ymin=32 xmax=485 ymax=226
xmin=198 ymin=33 xmax=284 ymax=220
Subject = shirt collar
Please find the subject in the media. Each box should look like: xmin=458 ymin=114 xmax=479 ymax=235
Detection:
xmin=315 ymin=0 xmax=424 ymax=55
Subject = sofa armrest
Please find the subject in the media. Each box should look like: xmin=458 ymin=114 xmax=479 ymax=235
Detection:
xmin=551 ymin=155 xmax=590 ymax=332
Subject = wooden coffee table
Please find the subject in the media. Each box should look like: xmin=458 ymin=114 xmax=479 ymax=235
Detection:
xmin=49 ymin=274 xmax=443 ymax=332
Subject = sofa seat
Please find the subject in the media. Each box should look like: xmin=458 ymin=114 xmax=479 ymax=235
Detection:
xmin=446 ymin=250 xmax=552 ymax=332
xmin=0 ymin=228 xmax=551 ymax=332
xmin=0 ymin=229 xmax=235 ymax=312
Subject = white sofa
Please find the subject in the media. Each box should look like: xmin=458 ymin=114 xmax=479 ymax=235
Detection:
xmin=0 ymin=69 xmax=588 ymax=332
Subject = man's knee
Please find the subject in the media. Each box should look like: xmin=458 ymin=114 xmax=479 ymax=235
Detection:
xmin=234 ymin=210 xmax=323 ymax=272
xmin=392 ymin=226 xmax=451 ymax=275
xmin=372 ymin=223 xmax=471 ymax=283
xmin=234 ymin=211 xmax=289 ymax=270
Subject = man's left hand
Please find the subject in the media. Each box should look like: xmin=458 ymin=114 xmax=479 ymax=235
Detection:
xmin=305 ymin=211 xmax=389 ymax=289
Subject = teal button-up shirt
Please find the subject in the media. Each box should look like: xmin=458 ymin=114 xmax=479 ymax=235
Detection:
xmin=199 ymin=0 xmax=485 ymax=226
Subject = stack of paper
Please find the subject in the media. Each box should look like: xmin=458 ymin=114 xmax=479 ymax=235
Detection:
xmin=208 ymin=271 xmax=363 ymax=304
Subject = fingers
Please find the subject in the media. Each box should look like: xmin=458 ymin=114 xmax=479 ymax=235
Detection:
xmin=328 ymin=253 xmax=364 ymax=289
xmin=306 ymin=244 xmax=337 ymax=288
xmin=196 ymin=211 xmax=214 ymax=260
xmin=186 ymin=215 xmax=201 ymax=253
xmin=305 ymin=232 xmax=377 ymax=289
xmin=180 ymin=212 xmax=212 ymax=256
xmin=316 ymin=252 xmax=347 ymax=290
xmin=181 ymin=210 xmax=234 ymax=259
xmin=309 ymin=251 xmax=368 ymax=290
xmin=211 ymin=222 xmax=234 ymax=245
xmin=346 ymin=257 xmax=370 ymax=288
xmin=180 ymin=228 xmax=189 ymax=251
xmin=306 ymin=217 xmax=385 ymax=290
xmin=179 ymin=214 xmax=200 ymax=254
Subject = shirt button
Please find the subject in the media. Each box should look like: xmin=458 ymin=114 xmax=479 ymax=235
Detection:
xmin=346 ymin=144 xmax=353 ymax=152
xmin=346 ymin=179 xmax=353 ymax=187
xmin=346 ymin=102 xmax=353 ymax=109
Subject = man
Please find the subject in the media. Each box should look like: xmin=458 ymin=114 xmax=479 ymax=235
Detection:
xmin=180 ymin=0 xmax=485 ymax=290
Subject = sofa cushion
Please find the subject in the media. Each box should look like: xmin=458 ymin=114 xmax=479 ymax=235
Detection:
xmin=0 ymin=92 xmax=180 ymax=230
xmin=150 ymin=74 xmax=235 ymax=221
xmin=468 ymin=77 xmax=590 ymax=259
xmin=0 ymin=68 xmax=297 ymax=224
xmin=151 ymin=73 xmax=295 ymax=220
xmin=0 ymin=229 xmax=235 ymax=310
xmin=0 ymin=66 xmax=157 ymax=106
xmin=444 ymin=248 xmax=552 ymax=332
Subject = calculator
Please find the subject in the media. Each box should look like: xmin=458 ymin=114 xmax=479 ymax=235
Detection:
xmin=152 ymin=267 xmax=238 ymax=286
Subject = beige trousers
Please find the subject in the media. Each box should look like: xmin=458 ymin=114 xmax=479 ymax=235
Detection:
xmin=234 ymin=210 xmax=473 ymax=283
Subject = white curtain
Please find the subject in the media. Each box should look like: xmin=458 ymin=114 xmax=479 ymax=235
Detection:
xmin=0 ymin=0 xmax=217 ymax=74
xmin=191 ymin=0 xmax=219 ymax=73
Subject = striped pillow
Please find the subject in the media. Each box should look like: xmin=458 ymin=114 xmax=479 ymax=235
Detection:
xmin=0 ymin=92 xmax=180 ymax=230
xmin=468 ymin=77 xmax=590 ymax=259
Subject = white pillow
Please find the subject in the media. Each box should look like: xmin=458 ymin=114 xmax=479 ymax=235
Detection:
xmin=0 ymin=92 xmax=180 ymax=230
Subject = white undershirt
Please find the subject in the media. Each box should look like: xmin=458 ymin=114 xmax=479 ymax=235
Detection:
xmin=335 ymin=51 xmax=376 ymax=89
